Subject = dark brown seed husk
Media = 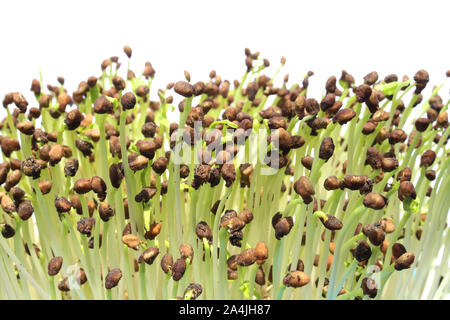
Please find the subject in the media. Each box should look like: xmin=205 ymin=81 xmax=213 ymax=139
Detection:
xmin=30 ymin=79 xmax=41 ymax=95
xmin=64 ymin=109 xmax=84 ymax=130
xmin=255 ymin=267 xmax=266 ymax=286
xmin=128 ymin=154 xmax=148 ymax=171
xmin=319 ymin=137 xmax=334 ymax=161
xmin=398 ymin=181 xmax=417 ymax=201
xmin=290 ymin=135 xmax=305 ymax=149
xmin=315 ymin=277 xmax=329 ymax=288
xmin=268 ymin=116 xmax=288 ymax=130
xmin=123 ymin=45 xmax=132 ymax=58
xmin=152 ymin=157 xmax=168 ymax=174
xmin=274 ymin=217 xmax=294 ymax=240
xmin=392 ymin=243 xmax=407 ymax=259
xmin=381 ymin=217 xmax=395 ymax=233
xmin=145 ymin=222 xmax=162 ymax=240
xmin=139 ymin=247 xmax=159 ymax=265
xmin=305 ymin=98 xmax=319 ymax=115
xmin=58 ymin=277 xmax=70 ymax=292
xmin=397 ymin=167 xmax=412 ymax=182
xmin=301 ymin=156 xmax=314 ymax=170
xmin=271 ymin=212 xmax=282 ymax=229
xmin=135 ymin=187 xmax=157 ymax=202
xmin=294 ymin=176 xmax=315 ymax=204
xmin=1 ymin=223 xmax=15 ymax=238
xmin=180 ymin=243 xmax=194 ymax=262
xmin=55 ymin=196 xmax=72 ymax=213
xmin=17 ymin=121 xmax=35 ymax=135
xmin=11 ymin=186 xmax=25 ymax=201
xmin=1 ymin=137 xmax=21 ymax=157
xmin=75 ymin=139 xmax=93 ymax=157
xmin=193 ymin=165 xmax=211 ymax=188
xmin=325 ymin=76 xmax=337 ymax=93
xmin=174 ymin=81 xmax=194 ymax=97
xmin=99 ymin=202 xmax=115 ymax=222
xmin=70 ymin=195 xmax=83 ymax=215
xmin=324 ymin=176 xmax=341 ymax=190
xmin=221 ymin=163 xmax=236 ymax=187
xmin=183 ymin=283 xmax=203 ymax=300
xmin=322 ymin=215 xmax=343 ymax=231
xmin=413 ymin=69 xmax=429 ymax=94
xmin=195 ymin=221 xmax=213 ymax=242
xmin=420 ymin=150 xmax=436 ymax=167
xmin=47 ymin=131 xmax=58 ymax=142
xmin=73 ymin=269 xmax=88 ymax=286
xmin=384 ymin=74 xmax=398 ymax=83
xmin=366 ymin=147 xmax=383 ymax=169
xmin=112 ymin=76 xmax=126 ymax=91
xmin=366 ymin=226 xmax=385 ymax=246
xmin=372 ymin=110 xmax=390 ymax=122
xmin=77 ymin=217 xmax=95 ymax=236
xmin=333 ymin=108 xmax=356 ymax=125
xmin=354 ymin=241 xmax=372 ymax=262
xmin=87 ymin=76 xmax=97 ymax=87
xmin=48 ymin=256 xmax=63 ymax=276
xmin=74 ymin=178 xmax=92 ymax=194
xmin=355 ymin=84 xmax=372 ymax=103
xmin=88 ymin=234 xmax=102 ymax=249
xmin=295 ymin=259 xmax=305 ymax=272
xmin=227 ymin=255 xmax=239 ymax=271
xmin=172 ymin=258 xmax=187 ymax=281
xmin=136 ymin=140 xmax=156 ymax=159
xmin=5 ymin=169 xmax=22 ymax=190
xmin=180 ymin=164 xmax=190 ymax=179
xmin=320 ymin=93 xmax=336 ymax=111
xmin=17 ymin=200 xmax=34 ymax=220
xmin=161 ymin=253 xmax=174 ymax=274
xmin=49 ymin=144 xmax=64 ymax=166
xmin=415 ymin=118 xmax=431 ymax=132
xmin=388 ymin=129 xmax=407 ymax=144
xmin=381 ymin=157 xmax=399 ymax=172
xmin=93 ymin=96 xmax=113 ymax=114
xmin=229 ymin=230 xmax=243 ymax=247
xmin=364 ymin=71 xmax=378 ymax=85
xmin=109 ymin=163 xmax=124 ymax=188
xmin=91 ymin=176 xmax=107 ymax=194
xmin=395 ymin=252 xmax=415 ymax=271
xmin=221 ymin=216 xmax=245 ymax=233
xmin=64 ymin=159 xmax=79 ymax=177
xmin=21 ymin=157 xmax=41 ymax=179
xmin=121 ymin=92 xmax=136 ymax=110
xmin=343 ymin=175 xmax=368 ymax=190
xmin=363 ymin=192 xmax=386 ymax=210
xmin=255 ymin=241 xmax=268 ymax=261
xmin=425 ymin=170 xmax=436 ymax=181
xmin=238 ymin=209 xmax=254 ymax=224
xmin=141 ymin=122 xmax=157 ymax=138
xmin=105 ymin=268 xmax=122 ymax=289
xmin=38 ymin=180 xmax=52 ymax=194
xmin=122 ymin=234 xmax=141 ymax=250
xmin=361 ymin=277 xmax=378 ymax=298
xmin=283 ymin=271 xmax=310 ymax=288
xmin=210 ymin=200 xmax=222 ymax=216
xmin=236 ymin=249 xmax=256 ymax=266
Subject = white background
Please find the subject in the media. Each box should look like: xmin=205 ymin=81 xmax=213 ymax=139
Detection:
xmin=0 ymin=0 xmax=448 ymax=109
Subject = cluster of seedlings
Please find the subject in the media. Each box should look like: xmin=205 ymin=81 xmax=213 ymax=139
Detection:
xmin=0 ymin=46 xmax=449 ymax=300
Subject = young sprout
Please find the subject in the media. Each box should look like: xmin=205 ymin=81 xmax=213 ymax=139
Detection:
xmin=0 ymin=46 xmax=448 ymax=300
